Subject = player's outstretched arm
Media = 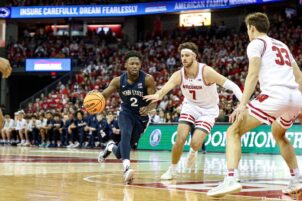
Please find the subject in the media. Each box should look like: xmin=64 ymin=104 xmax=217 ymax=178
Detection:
xmin=203 ymin=66 xmax=242 ymax=101
xmin=0 ymin=57 xmax=12 ymax=78
xmin=143 ymin=70 xmax=181 ymax=103
xmin=229 ymin=57 xmax=261 ymax=122
xmin=88 ymin=77 xmax=119 ymax=100
xmin=139 ymin=75 xmax=157 ymax=116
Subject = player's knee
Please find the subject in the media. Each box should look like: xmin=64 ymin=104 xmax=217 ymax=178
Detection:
xmin=175 ymin=135 xmax=187 ymax=145
xmin=226 ymin=125 xmax=241 ymax=139
xmin=272 ymin=132 xmax=286 ymax=143
xmin=190 ymin=141 xmax=201 ymax=151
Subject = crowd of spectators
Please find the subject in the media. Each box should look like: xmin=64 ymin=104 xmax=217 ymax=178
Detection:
xmin=7 ymin=13 xmax=302 ymax=125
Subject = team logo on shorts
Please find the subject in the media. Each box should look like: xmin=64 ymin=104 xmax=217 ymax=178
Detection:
xmin=149 ymin=129 xmax=161 ymax=147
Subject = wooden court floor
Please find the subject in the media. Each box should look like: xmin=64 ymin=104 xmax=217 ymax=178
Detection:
xmin=0 ymin=146 xmax=301 ymax=201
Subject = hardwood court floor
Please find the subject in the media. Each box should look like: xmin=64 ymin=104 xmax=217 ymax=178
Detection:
xmin=0 ymin=146 xmax=301 ymax=201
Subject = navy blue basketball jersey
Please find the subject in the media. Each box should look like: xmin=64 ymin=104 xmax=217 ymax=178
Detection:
xmin=119 ymin=71 xmax=149 ymax=116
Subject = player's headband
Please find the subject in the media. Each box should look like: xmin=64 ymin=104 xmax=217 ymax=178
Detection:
xmin=181 ymin=48 xmax=196 ymax=56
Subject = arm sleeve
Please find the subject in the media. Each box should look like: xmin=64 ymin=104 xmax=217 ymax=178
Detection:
xmin=223 ymin=80 xmax=243 ymax=101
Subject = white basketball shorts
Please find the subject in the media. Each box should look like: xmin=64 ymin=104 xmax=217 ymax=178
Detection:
xmin=247 ymin=88 xmax=302 ymax=129
xmin=179 ymin=101 xmax=219 ymax=134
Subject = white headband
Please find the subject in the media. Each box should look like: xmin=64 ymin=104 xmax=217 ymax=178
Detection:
xmin=181 ymin=48 xmax=196 ymax=56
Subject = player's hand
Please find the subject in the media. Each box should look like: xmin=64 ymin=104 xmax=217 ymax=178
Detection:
xmin=0 ymin=58 xmax=12 ymax=78
xmin=139 ymin=106 xmax=151 ymax=116
xmin=143 ymin=93 xmax=161 ymax=103
xmin=229 ymin=104 xmax=246 ymax=123
xmin=87 ymin=90 xmax=100 ymax=95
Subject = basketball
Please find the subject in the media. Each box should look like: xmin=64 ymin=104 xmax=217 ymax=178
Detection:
xmin=83 ymin=91 xmax=106 ymax=114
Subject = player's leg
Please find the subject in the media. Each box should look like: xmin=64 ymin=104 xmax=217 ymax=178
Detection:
xmin=185 ymin=128 xmax=207 ymax=169
xmin=207 ymin=110 xmax=262 ymax=197
xmin=172 ymin=122 xmax=191 ymax=164
xmin=161 ymin=122 xmax=191 ymax=180
xmin=272 ymin=117 xmax=302 ymax=194
xmin=272 ymin=121 xmax=297 ymax=171
xmin=186 ymin=106 xmax=218 ymax=169
xmin=98 ymin=112 xmax=133 ymax=162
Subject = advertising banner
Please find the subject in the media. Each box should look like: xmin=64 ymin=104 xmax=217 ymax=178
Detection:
xmin=25 ymin=58 xmax=71 ymax=72
xmin=137 ymin=124 xmax=302 ymax=154
xmin=3 ymin=0 xmax=284 ymax=19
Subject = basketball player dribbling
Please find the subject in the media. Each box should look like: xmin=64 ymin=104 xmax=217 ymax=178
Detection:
xmin=144 ymin=42 xmax=243 ymax=180
xmin=95 ymin=51 xmax=157 ymax=184
xmin=208 ymin=12 xmax=302 ymax=197
xmin=0 ymin=58 xmax=12 ymax=129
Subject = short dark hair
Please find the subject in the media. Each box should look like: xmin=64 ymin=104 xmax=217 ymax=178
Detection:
xmin=75 ymin=110 xmax=84 ymax=117
xmin=178 ymin=42 xmax=199 ymax=56
xmin=245 ymin=12 xmax=270 ymax=34
xmin=124 ymin=51 xmax=143 ymax=63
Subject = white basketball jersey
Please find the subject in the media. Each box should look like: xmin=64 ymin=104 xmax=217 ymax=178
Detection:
xmin=247 ymin=36 xmax=299 ymax=94
xmin=180 ymin=63 xmax=219 ymax=108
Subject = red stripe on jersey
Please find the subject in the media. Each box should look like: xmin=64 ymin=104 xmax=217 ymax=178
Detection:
xmin=279 ymin=120 xmax=292 ymax=127
xmin=250 ymin=110 xmax=273 ymax=124
xmin=196 ymin=124 xmax=211 ymax=133
xmin=179 ymin=118 xmax=195 ymax=124
xmin=256 ymin=38 xmax=267 ymax=57
xmin=180 ymin=69 xmax=183 ymax=85
xmin=248 ymin=103 xmax=276 ymax=121
xmin=202 ymin=65 xmax=212 ymax=86
xmin=181 ymin=113 xmax=196 ymax=121
xmin=196 ymin=121 xmax=213 ymax=129
xmin=180 ymin=114 xmax=195 ymax=122
xmin=280 ymin=117 xmax=292 ymax=123
xmin=201 ymin=123 xmax=212 ymax=132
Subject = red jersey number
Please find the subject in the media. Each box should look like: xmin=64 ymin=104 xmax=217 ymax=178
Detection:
xmin=189 ymin=90 xmax=196 ymax=100
xmin=272 ymin=46 xmax=291 ymax=67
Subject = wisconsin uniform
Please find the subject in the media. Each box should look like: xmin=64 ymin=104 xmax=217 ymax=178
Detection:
xmin=179 ymin=63 xmax=219 ymax=134
xmin=116 ymin=70 xmax=149 ymax=159
xmin=246 ymin=36 xmax=302 ymax=128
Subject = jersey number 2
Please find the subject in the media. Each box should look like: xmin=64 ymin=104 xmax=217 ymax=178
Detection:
xmin=272 ymin=46 xmax=291 ymax=67
xmin=189 ymin=90 xmax=196 ymax=100
xmin=130 ymin=97 xmax=138 ymax=107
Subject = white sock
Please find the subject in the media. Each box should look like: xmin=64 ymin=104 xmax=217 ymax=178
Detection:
xmin=227 ymin=168 xmax=238 ymax=177
xmin=123 ymin=159 xmax=130 ymax=171
xmin=290 ymin=168 xmax=300 ymax=178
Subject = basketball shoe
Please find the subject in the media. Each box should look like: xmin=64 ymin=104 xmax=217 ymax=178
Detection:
xmin=282 ymin=176 xmax=302 ymax=194
xmin=161 ymin=166 xmax=177 ymax=180
xmin=207 ymin=176 xmax=242 ymax=197
xmin=98 ymin=140 xmax=115 ymax=162
xmin=124 ymin=167 xmax=134 ymax=184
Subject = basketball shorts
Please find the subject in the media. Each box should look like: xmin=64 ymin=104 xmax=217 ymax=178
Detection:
xmin=179 ymin=101 xmax=219 ymax=134
xmin=247 ymin=88 xmax=302 ymax=129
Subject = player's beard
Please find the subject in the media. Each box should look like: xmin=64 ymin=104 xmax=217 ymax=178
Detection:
xmin=183 ymin=59 xmax=194 ymax=68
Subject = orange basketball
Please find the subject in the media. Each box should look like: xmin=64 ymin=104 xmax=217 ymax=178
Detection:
xmin=83 ymin=92 xmax=106 ymax=114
